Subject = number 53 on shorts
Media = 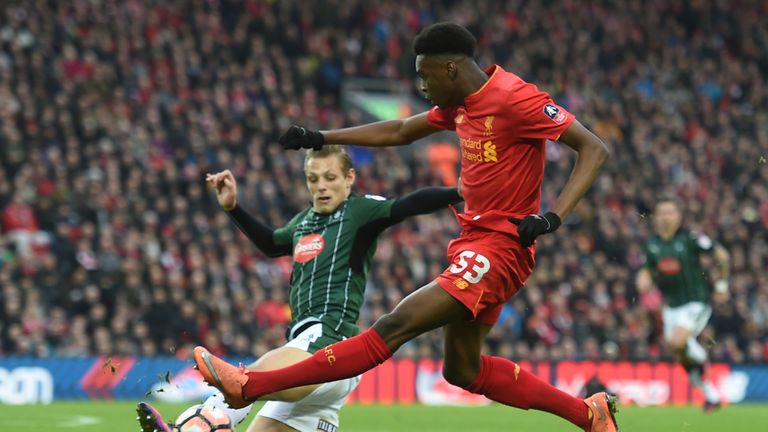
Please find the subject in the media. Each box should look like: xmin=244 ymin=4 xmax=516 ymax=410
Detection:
xmin=435 ymin=231 xmax=534 ymax=324
xmin=449 ymin=250 xmax=491 ymax=283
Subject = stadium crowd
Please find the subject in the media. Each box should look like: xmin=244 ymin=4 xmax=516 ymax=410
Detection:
xmin=1 ymin=0 xmax=767 ymax=364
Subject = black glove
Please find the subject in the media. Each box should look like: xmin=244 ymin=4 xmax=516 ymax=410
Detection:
xmin=508 ymin=211 xmax=561 ymax=247
xmin=278 ymin=125 xmax=325 ymax=150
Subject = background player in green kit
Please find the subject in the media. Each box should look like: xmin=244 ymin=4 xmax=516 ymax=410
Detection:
xmin=137 ymin=145 xmax=461 ymax=432
xmin=636 ymin=198 xmax=730 ymax=412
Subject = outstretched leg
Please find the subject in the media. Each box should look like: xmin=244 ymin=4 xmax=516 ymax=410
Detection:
xmin=196 ymin=322 xmax=357 ymax=431
xmin=441 ymin=320 xmax=617 ymax=431
xmin=195 ymin=282 xmax=468 ymax=407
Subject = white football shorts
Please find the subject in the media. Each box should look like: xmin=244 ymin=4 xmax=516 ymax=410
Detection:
xmin=662 ymin=301 xmax=712 ymax=340
xmin=256 ymin=320 xmax=361 ymax=432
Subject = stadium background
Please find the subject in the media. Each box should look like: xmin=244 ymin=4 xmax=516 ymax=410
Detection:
xmin=1 ymin=0 xmax=767 ymax=414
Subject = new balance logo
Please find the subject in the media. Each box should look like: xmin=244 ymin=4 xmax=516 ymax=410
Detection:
xmin=453 ymin=278 xmax=469 ymax=290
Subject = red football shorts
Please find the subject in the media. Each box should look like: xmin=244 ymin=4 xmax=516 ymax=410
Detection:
xmin=435 ymin=229 xmax=535 ymax=325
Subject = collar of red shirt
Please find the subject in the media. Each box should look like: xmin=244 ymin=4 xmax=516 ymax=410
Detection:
xmin=463 ymin=64 xmax=503 ymax=107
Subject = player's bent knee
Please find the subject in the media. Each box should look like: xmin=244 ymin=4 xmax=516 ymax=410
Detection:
xmin=667 ymin=331 xmax=689 ymax=351
xmin=670 ymin=340 xmax=687 ymax=352
xmin=372 ymin=311 xmax=422 ymax=350
xmin=441 ymin=365 xmax=477 ymax=389
xmin=372 ymin=312 xmax=408 ymax=348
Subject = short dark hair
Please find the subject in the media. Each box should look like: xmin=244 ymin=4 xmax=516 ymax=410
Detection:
xmin=654 ymin=195 xmax=683 ymax=214
xmin=413 ymin=22 xmax=476 ymax=57
xmin=655 ymin=195 xmax=679 ymax=208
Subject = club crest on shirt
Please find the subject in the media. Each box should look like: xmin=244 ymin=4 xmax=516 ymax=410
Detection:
xmin=543 ymin=104 xmax=567 ymax=124
xmin=483 ymin=115 xmax=494 ymax=135
xmin=657 ymin=257 xmax=682 ymax=276
xmin=294 ymin=233 xmax=325 ymax=263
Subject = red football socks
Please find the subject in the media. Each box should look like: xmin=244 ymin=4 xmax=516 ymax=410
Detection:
xmin=240 ymin=331 xmax=589 ymax=430
xmin=466 ymin=355 xmax=590 ymax=430
xmin=243 ymin=328 xmax=392 ymax=399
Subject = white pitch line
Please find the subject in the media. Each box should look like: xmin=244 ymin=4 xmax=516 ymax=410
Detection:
xmin=58 ymin=415 xmax=102 ymax=427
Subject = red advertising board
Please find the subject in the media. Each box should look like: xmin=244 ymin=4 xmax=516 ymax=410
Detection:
xmin=346 ymin=359 xmax=734 ymax=406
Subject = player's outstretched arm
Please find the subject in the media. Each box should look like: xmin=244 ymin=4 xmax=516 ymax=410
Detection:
xmin=226 ymin=205 xmax=291 ymax=257
xmin=206 ymin=170 xmax=291 ymax=258
xmin=549 ymin=119 xmax=610 ymax=220
xmin=279 ymin=112 xmax=440 ymax=150
xmin=389 ymin=186 xmax=462 ymax=221
xmin=354 ymin=187 xmax=461 ymax=242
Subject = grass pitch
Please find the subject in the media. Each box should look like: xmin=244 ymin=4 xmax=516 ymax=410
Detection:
xmin=0 ymin=401 xmax=763 ymax=431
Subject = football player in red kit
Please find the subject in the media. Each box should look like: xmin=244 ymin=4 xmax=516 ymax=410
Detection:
xmin=195 ymin=22 xmax=617 ymax=432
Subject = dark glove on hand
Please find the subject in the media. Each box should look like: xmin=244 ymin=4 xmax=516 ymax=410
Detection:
xmin=508 ymin=211 xmax=561 ymax=247
xmin=278 ymin=125 xmax=325 ymax=150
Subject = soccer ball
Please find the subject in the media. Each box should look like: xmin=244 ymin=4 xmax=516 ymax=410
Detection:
xmin=173 ymin=404 xmax=233 ymax=432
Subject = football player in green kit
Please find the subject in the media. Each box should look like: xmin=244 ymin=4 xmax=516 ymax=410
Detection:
xmin=636 ymin=198 xmax=730 ymax=412
xmin=137 ymin=145 xmax=461 ymax=432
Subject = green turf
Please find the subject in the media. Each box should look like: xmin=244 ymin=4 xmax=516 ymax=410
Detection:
xmin=0 ymin=401 xmax=763 ymax=431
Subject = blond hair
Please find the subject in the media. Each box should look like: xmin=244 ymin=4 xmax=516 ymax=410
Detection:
xmin=304 ymin=145 xmax=354 ymax=173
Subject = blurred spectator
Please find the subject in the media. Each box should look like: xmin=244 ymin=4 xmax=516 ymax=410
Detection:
xmin=0 ymin=0 xmax=765 ymax=363
xmin=2 ymin=191 xmax=50 ymax=256
xmin=581 ymin=374 xmax=608 ymax=399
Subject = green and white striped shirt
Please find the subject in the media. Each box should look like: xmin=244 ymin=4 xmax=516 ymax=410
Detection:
xmin=273 ymin=194 xmax=395 ymax=340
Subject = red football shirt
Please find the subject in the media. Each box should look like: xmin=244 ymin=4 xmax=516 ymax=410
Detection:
xmin=427 ymin=64 xmax=574 ymax=235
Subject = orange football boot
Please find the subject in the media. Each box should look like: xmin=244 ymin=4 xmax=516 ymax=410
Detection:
xmin=193 ymin=346 xmax=251 ymax=409
xmin=584 ymin=392 xmax=620 ymax=432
